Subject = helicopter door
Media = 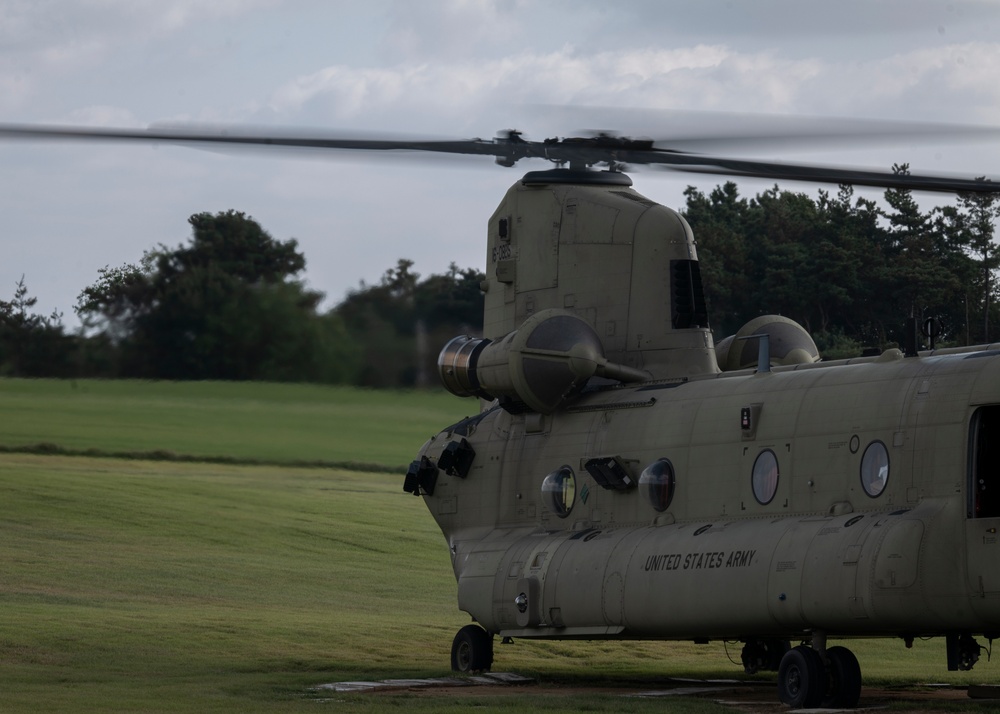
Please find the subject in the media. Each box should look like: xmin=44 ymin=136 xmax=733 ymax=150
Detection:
xmin=968 ymin=406 xmax=1000 ymax=519
xmin=966 ymin=405 xmax=1000 ymax=596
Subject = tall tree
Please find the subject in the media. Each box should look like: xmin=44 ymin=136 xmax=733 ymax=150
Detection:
xmin=745 ymin=186 xmax=819 ymax=329
xmin=0 ymin=276 xmax=73 ymax=376
xmin=682 ymin=182 xmax=751 ymax=337
xmin=814 ymin=186 xmax=874 ymax=339
xmin=956 ymin=179 xmax=1000 ymax=342
xmin=76 ymin=210 xmax=360 ymax=383
xmin=336 ymin=260 xmax=485 ymax=388
xmin=879 ymin=163 xmax=967 ymax=343
xmin=684 ymin=169 xmax=997 ymax=354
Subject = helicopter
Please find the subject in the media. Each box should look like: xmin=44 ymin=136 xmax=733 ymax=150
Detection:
xmin=4 ymin=118 xmax=1000 ymax=708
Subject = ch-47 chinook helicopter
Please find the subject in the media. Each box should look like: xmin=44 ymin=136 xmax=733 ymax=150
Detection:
xmin=4 ymin=117 xmax=1000 ymax=708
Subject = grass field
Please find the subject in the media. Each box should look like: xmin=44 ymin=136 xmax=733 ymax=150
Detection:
xmin=1 ymin=378 xmax=998 ymax=712
xmin=0 ymin=378 xmax=476 ymax=470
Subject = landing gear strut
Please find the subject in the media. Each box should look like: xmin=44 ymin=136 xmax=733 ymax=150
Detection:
xmin=741 ymin=638 xmax=790 ymax=674
xmin=947 ymin=633 xmax=983 ymax=671
xmin=450 ymin=624 xmax=494 ymax=673
xmin=776 ymin=634 xmax=861 ymax=709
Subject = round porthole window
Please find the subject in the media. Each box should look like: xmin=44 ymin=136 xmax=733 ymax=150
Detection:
xmin=541 ymin=465 xmax=576 ymax=518
xmin=752 ymin=449 xmax=779 ymax=505
xmin=860 ymin=441 xmax=889 ymax=497
xmin=639 ymin=458 xmax=676 ymax=512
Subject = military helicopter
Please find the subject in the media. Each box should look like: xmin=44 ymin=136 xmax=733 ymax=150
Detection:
xmin=4 ymin=118 xmax=1000 ymax=708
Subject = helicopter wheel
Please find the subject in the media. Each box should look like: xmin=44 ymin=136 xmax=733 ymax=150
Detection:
xmin=450 ymin=624 xmax=494 ymax=673
xmin=822 ymin=645 xmax=862 ymax=708
xmin=777 ymin=645 xmax=827 ymax=708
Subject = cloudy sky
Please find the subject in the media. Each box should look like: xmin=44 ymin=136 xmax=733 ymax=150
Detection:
xmin=2 ymin=0 xmax=1000 ymax=326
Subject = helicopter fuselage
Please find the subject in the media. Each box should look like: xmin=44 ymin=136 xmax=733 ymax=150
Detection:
xmin=400 ymin=168 xmax=1000 ymax=706
xmin=419 ymin=346 xmax=1000 ymax=642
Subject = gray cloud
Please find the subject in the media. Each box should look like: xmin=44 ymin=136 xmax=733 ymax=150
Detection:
xmin=2 ymin=0 xmax=999 ymax=326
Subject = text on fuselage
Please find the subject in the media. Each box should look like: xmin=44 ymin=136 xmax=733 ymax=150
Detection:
xmin=643 ymin=549 xmax=757 ymax=572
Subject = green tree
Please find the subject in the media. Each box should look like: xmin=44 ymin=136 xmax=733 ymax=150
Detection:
xmin=955 ymin=180 xmax=1000 ymax=342
xmin=336 ymin=259 xmax=485 ymax=388
xmin=814 ymin=185 xmax=890 ymax=346
xmin=0 ymin=276 xmax=74 ymax=376
xmin=744 ymin=186 xmax=818 ymax=329
xmin=684 ymin=168 xmax=996 ymax=354
xmin=879 ymin=164 xmax=968 ymax=345
xmin=76 ymin=210 xmax=361 ymax=383
xmin=682 ymin=182 xmax=751 ymax=337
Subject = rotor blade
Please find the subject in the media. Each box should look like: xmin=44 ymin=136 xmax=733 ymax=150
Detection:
xmin=0 ymin=122 xmax=632 ymax=167
xmin=0 ymin=122 xmax=507 ymax=158
xmin=633 ymin=150 xmax=1000 ymax=194
xmin=1 ymin=121 xmax=997 ymax=193
xmin=534 ymin=105 xmax=1000 ymax=154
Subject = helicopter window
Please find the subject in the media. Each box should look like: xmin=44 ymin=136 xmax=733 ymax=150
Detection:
xmin=541 ymin=465 xmax=576 ymax=518
xmin=671 ymin=260 xmax=709 ymax=330
xmin=751 ymin=450 xmax=779 ymax=505
xmin=639 ymin=459 xmax=676 ymax=512
xmin=860 ymin=441 xmax=889 ymax=498
xmin=970 ymin=406 xmax=1000 ymax=518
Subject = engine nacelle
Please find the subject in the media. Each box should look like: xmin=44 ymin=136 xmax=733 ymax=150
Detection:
xmin=438 ymin=308 xmax=649 ymax=414
xmin=714 ymin=315 xmax=821 ymax=372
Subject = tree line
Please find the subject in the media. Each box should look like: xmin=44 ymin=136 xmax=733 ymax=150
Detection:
xmin=1 ymin=210 xmax=483 ymax=387
xmin=684 ymin=167 xmax=999 ymax=356
xmin=2 ymin=173 xmax=998 ymax=384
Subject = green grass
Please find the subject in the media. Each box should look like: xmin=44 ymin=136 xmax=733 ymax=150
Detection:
xmin=0 ymin=378 xmax=476 ymax=470
xmin=0 ymin=454 xmax=742 ymax=713
xmin=2 ymin=378 xmax=999 ymax=712
xmin=1 ymin=454 xmax=453 ymax=711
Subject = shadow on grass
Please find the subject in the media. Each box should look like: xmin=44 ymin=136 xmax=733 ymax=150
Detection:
xmin=0 ymin=442 xmax=401 ymax=473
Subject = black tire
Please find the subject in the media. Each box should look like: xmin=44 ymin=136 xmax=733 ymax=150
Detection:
xmin=777 ymin=645 xmax=827 ymax=708
xmin=450 ymin=624 xmax=494 ymax=673
xmin=823 ymin=645 xmax=862 ymax=708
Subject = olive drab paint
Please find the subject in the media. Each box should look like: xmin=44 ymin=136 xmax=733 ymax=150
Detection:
xmin=411 ymin=168 xmax=1000 ymax=709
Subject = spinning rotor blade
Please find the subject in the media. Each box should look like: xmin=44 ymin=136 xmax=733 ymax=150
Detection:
xmin=1 ymin=120 xmax=998 ymax=194
xmin=0 ymin=123 xmax=506 ymax=158
xmin=627 ymin=150 xmax=1000 ymax=194
xmin=538 ymin=105 xmax=1000 ymax=153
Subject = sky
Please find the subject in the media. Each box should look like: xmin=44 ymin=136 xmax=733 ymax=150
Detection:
xmin=2 ymin=0 xmax=1000 ymax=327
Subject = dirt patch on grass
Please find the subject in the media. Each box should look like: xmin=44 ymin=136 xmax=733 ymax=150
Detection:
xmin=718 ymin=683 xmax=983 ymax=712
xmin=359 ymin=675 xmax=999 ymax=712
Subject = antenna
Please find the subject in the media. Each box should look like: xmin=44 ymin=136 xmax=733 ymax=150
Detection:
xmin=737 ymin=333 xmax=771 ymax=373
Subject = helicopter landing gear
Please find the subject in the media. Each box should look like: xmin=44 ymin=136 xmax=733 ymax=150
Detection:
xmin=777 ymin=645 xmax=827 ymax=708
xmin=823 ymin=646 xmax=862 ymax=708
xmin=450 ymin=624 xmax=494 ymax=673
xmin=741 ymin=638 xmax=790 ymax=674
xmin=777 ymin=637 xmax=861 ymax=709
xmin=946 ymin=633 xmax=983 ymax=671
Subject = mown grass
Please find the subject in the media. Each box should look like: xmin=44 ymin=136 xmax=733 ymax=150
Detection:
xmin=0 ymin=454 xmax=745 ymax=713
xmin=2 ymin=378 xmax=999 ymax=712
xmin=0 ymin=455 xmax=455 ymax=711
xmin=0 ymin=378 xmax=476 ymax=470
